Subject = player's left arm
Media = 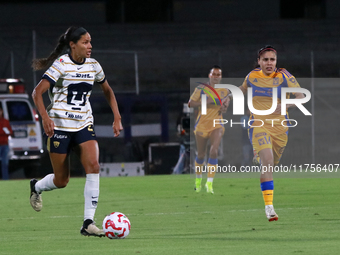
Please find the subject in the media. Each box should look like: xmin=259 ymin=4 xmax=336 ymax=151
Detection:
xmin=273 ymin=73 xmax=305 ymax=114
xmin=220 ymin=89 xmax=231 ymax=113
xmin=100 ymin=80 xmax=123 ymax=137
xmin=284 ymin=91 xmax=306 ymax=110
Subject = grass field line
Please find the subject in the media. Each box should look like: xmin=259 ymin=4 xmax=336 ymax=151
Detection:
xmin=1 ymin=207 xmax=317 ymax=222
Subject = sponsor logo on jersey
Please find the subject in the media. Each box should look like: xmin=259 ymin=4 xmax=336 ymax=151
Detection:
xmin=254 ymin=90 xmax=266 ymax=94
xmin=65 ymin=112 xmax=83 ymax=120
xmin=75 ymin=73 xmax=93 ymax=79
xmin=255 ymin=132 xmax=266 ymax=138
xmin=53 ymin=134 xmax=68 ymax=139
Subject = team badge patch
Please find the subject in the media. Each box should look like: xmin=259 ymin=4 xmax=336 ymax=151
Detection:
xmin=53 ymin=141 xmax=60 ymax=148
xmin=289 ymin=77 xmax=296 ymax=84
xmin=273 ymin=77 xmax=279 ymax=85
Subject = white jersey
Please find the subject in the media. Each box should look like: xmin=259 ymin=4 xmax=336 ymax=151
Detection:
xmin=42 ymin=54 xmax=105 ymax=132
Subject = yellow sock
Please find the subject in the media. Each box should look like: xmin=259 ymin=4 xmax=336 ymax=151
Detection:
xmin=262 ymin=190 xmax=274 ymax=205
xmin=207 ymin=163 xmax=217 ymax=178
xmin=261 ymin=181 xmax=274 ymax=206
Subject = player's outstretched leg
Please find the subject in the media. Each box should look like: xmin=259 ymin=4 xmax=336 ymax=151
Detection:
xmin=195 ymin=177 xmax=202 ymax=192
xmin=80 ymin=173 xmax=104 ymax=237
xmin=80 ymin=219 xmax=105 ymax=237
xmin=30 ymin=179 xmax=42 ymax=212
xmin=205 ymin=158 xmax=217 ymax=194
xmin=261 ymin=180 xmax=278 ymax=221
xmin=29 ymin=174 xmax=58 ymax=212
xmin=194 ymin=157 xmax=204 ymax=192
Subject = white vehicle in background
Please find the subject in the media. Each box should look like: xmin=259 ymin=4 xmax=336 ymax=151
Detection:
xmin=0 ymin=78 xmax=44 ymax=177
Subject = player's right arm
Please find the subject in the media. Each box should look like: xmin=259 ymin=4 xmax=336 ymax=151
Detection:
xmin=189 ymin=96 xmax=218 ymax=108
xmin=188 ymin=87 xmax=201 ymax=108
xmin=239 ymin=77 xmax=248 ymax=95
xmin=188 ymin=99 xmax=201 ymax=108
xmin=32 ymin=79 xmax=55 ymax=138
xmin=100 ymin=80 xmax=123 ymax=137
xmin=32 ymin=58 xmax=64 ymax=137
xmin=239 ymin=85 xmax=247 ymax=95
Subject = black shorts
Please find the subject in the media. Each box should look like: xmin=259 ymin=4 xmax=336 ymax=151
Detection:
xmin=44 ymin=125 xmax=96 ymax=154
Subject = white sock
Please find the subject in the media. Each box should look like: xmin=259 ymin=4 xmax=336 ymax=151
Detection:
xmin=35 ymin=174 xmax=57 ymax=193
xmin=207 ymin=178 xmax=213 ymax=182
xmin=196 ymin=174 xmax=202 ymax=178
xmin=84 ymin=173 xmax=100 ymax=221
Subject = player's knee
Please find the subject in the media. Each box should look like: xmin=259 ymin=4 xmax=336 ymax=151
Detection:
xmin=54 ymin=177 xmax=69 ymax=188
xmin=209 ymin=147 xmax=218 ymax=159
xmin=86 ymin=160 xmax=100 ymax=174
xmin=197 ymin=152 xmax=206 ymax=159
xmin=261 ymin=154 xmax=274 ymax=166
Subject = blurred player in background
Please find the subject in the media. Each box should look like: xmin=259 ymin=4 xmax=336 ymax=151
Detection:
xmin=173 ymin=103 xmax=192 ymax=174
xmin=0 ymin=105 xmax=13 ymax=180
xmin=30 ymin=26 xmax=123 ymax=237
xmin=188 ymin=65 xmax=230 ymax=194
xmin=239 ymin=45 xmax=305 ymax=221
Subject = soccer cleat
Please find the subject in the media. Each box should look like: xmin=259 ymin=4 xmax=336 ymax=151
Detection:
xmin=195 ymin=178 xmax=202 ymax=192
xmin=30 ymin=179 xmax=42 ymax=212
xmin=80 ymin=219 xmax=105 ymax=237
xmin=205 ymin=181 xmax=214 ymax=194
xmin=265 ymin=205 xmax=278 ymax=222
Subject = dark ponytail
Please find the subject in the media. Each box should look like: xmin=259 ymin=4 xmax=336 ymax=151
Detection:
xmin=32 ymin=26 xmax=87 ymax=70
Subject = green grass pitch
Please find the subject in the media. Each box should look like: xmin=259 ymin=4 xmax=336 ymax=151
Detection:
xmin=1 ymin=175 xmax=339 ymax=255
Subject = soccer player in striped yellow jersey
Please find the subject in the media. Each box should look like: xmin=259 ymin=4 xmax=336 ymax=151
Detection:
xmin=30 ymin=26 xmax=123 ymax=236
xmin=239 ymin=45 xmax=306 ymax=221
xmin=188 ymin=65 xmax=230 ymax=194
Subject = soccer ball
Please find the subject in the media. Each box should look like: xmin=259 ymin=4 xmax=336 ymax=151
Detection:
xmin=102 ymin=212 xmax=131 ymax=239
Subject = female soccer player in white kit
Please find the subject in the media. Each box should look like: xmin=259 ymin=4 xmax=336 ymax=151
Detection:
xmin=30 ymin=26 xmax=123 ymax=237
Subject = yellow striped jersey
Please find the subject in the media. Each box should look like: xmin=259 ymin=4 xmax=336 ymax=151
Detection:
xmin=241 ymin=68 xmax=301 ymax=134
xmin=190 ymin=85 xmax=229 ymax=132
xmin=42 ymin=54 xmax=106 ymax=131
